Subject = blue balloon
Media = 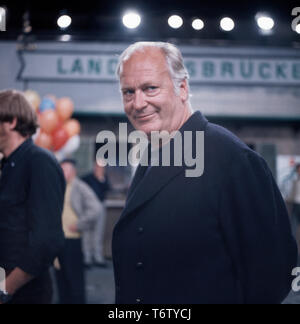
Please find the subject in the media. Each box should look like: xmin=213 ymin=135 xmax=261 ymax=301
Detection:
xmin=39 ymin=98 xmax=56 ymax=112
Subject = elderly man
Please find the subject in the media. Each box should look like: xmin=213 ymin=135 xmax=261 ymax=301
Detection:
xmin=0 ymin=90 xmax=65 ymax=304
xmin=112 ymin=42 xmax=298 ymax=304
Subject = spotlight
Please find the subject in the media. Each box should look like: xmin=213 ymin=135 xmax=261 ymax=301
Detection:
xmin=57 ymin=14 xmax=72 ymax=29
xmin=60 ymin=34 xmax=72 ymax=42
xmin=168 ymin=15 xmax=183 ymax=29
xmin=256 ymin=14 xmax=274 ymax=31
xmin=122 ymin=12 xmax=141 ymax=29
xmin=192 ymin=19 xmax=204 ymax=31
xmin=220 ymin=17 xmax=235 ymax=31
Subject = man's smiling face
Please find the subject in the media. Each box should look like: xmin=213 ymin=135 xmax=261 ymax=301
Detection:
xmin=120 ymin=47 xmax=190 ymax=137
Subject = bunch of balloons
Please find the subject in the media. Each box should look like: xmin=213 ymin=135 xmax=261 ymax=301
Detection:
xmin=24 ymin=90 xmax=81 ymax=161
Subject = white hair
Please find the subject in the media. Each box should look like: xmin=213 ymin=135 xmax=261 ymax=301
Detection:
xmin=116 ymin=42 xmax=191 ymax=100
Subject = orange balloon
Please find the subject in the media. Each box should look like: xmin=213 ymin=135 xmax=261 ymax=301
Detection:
xmin=52 ymin=120 xmax=64 ymax=135
xmin=52 ymin=127 xmax=69 ymax=151
xmin=63 ymin=119 xmax=81 ymax=137
xmin=56 ymin=97 xmax=74 ymax=121
xmin=35 ymin=132 xmax=53 ymax=150
xmin=39 ymin=110 xmax=59 ymax=134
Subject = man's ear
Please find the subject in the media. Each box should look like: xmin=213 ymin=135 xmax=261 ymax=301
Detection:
xmin=179 ymin=79 xmax=189 ymax=102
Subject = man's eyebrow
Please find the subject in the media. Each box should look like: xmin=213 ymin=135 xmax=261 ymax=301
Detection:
xmin=121 ymin=82 xmax=158 ymax=91
xmin=121 ymin=86 xmax=135 ymax=91
xmin=141 ymin=82 xmax=158 ymax=87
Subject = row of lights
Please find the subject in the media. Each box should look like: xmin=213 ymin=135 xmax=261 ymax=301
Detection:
xmin=122 ymin=12 xmax=300 ymax=34
xmin=0 ymin=6 xmax=299 ymax=36
xmin=57 ymin=11 xmax=300 ymax=35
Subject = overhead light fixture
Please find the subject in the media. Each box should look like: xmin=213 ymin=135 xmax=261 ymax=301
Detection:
xmin=255 ymin=13 xmax=275 ymax=35
xmin=168 ymin=15 xmax=183 ymax=29
xmin=192 ymin=18 xmax=204 ymax=31
xmin=256 ymin=14 xmax=274 ymax=31
xmin=60 ymin=34 xmax=72 ymax=42
xmin=57 ymin=14 xmax=72 ymax=29
xmin=122 ymin=11 xmax=141 ymax=29
xmin=220 ymin=17 xmax=235 ymax=32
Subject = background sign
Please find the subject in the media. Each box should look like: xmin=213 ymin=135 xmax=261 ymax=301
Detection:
xmin=18 ymin=50 xmax=300 ymax=86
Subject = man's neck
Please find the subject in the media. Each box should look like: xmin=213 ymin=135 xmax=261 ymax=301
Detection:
xmin=148 ymin=105 xmax=193 ymax=148
xmin=180 ymin=104 xmax=193 ymax=129
xmin=3 ymin=136 xmax=28 ymax=159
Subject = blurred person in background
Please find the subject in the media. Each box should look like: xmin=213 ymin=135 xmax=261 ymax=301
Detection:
xmin=82 ymin=161 xmax=110 ymax=267
xmin=0 ymin=90 xmax=65 ymax=304
xmin=287 ymin=164 xmax=300 ymax=256
xmin=55 ymin=159 xmax=102 ymax=304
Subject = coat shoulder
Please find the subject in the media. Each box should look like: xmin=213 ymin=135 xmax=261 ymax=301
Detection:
xmin=29 ymin=142 xmax=61 ymax=167
xmin=205 ymin=121 xmax=259 ymax=164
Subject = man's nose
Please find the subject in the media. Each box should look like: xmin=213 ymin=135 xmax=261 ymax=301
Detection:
xmin=133 ymin=90 xmax=147 ymax=111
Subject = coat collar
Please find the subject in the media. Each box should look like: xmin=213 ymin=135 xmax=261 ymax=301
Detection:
xmin=119 ymin=111 xmax=208 ymax=221
xmin=0 ymin=138 xmax=33 ymax=171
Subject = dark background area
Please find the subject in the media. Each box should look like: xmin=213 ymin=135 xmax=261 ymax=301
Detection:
xmin=0 ymin=0 xmax=299 ymax=45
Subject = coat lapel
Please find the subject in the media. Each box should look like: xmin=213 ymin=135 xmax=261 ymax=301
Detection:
xmin=126 ymin=164 xmax=148 ymax=201
xmin=119 ymin=111 xmax=208 ymax=221
xmin=121 ymin=165 xmax=184 ymax=220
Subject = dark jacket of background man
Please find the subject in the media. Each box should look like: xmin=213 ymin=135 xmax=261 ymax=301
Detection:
xmin=113 ymin=111 xmax=297 ymax=304
xmin=0 ymin=138 xmax=66 ymax=303
xmin=82 ymin=172 xmax=110 ymax=202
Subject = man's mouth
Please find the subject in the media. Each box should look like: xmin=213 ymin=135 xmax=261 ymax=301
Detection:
xmin=135 ymin=112 xmax=156 ymax=121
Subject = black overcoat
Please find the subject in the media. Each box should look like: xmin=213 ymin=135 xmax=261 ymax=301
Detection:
xmin=112 ymin=111 xmax=297 ymax=304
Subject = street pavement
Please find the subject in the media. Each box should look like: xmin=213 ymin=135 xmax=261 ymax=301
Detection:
xmin=85 ymin=262 xmax=115 ymax=304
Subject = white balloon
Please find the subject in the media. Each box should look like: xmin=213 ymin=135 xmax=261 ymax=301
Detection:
xmin=32 ymin=127 xmax=41 ymax=142
xmin=55 ymin=135 xmax=80 ymax=162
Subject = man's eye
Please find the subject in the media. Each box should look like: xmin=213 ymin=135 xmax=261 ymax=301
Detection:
xmin=145 ymin=86 xmax=158 ymax=93
xmin=123 ymin=90 xmax=134 ymax=96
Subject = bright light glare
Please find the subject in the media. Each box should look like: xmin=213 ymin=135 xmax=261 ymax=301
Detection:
xmin=296 ymin=24 xmax=300 ymax=34
xmin=57 ymin=15 xmax=72 ymax=29
xmin=122 ymin=12 xmax=141 ymax=29
xmin=257 ymin=16 xmax=274 ymax=31
xmin=220 ymin=17 xmax=235 ymax=31
xmin=60 ymin=34 xmax=72 ymax=42
xmin=0 ymin=7 xmax=5 ymax=21
xmin=192 ymin=19 xmax=204 ymax=30
xmin=168 ymin=15 xmax=183 ymax=29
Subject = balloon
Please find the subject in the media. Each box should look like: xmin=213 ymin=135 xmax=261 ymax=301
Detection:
xmin=51 ymin=120 xmax=64 ymax=135
xmin=52 ymin=127 xmax=69 ymax=151
xmin=39 ymin=110 xmax=59 ymax=134
xmin=55 ymin=135 xmax=80 ymax=162
xmin=40 ymin=97 xmax=56 ymax=112
xmin=35 ymin=132 xmax=53 ymax=150
xmin=24 ymin=90 xmax=41 ymax=112
xmin=63 ymin=119 xmax=81 ymax=137
xmin=32 ymin=127 xmax=40 ymax=143
xmin=56 ymin=97 xmax=74 ymax=121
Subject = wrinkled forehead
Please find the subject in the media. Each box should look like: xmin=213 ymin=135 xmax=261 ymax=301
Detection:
xmin=120 ymin=47 xmax=169 ymax=78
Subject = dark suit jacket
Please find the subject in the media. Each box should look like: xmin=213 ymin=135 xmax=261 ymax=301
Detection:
xmin=112 ymin=111 xmax=297 ymax=304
